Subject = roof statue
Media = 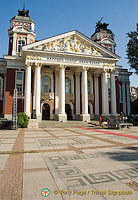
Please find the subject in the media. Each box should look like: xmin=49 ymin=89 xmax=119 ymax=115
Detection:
xmin=18 ymin=5 xmax=29 ymax=17
xmin=95 ymin=18 xmax=112 ymax=34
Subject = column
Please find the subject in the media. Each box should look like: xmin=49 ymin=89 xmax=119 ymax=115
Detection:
xmin=81 ymin=67 xmax=90 ymax=122
xmin=12 ymin=33 xmax=17 ymax=55
xmin=111 ymin=71 xmax=117 ymax=115
xmin=94 ymin=74 xmax=99 ymax=116
xmin=76 ymin=71 xmax=80 ymax=120
xmin=24 ymin=63 xmax=31 ymax=118
xmin=102 ymin=70 xmax=109 ymax=116
xmin=58 ymin=65 xmax=67 ymax=122
xmin=126 ymin=82 xmax=131 ymax=115
xmin=35 ymin=64 xmax=41 ymax=120
xmin=55 ymin=70 xmax=59 ymax=118
xmin=122 ymin=82 xmax=126 ymax=114
xmin=33 ymin=69 xmax=36 ymax=110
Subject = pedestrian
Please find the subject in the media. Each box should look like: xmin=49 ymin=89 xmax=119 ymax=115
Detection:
xmin=99 ymin=115 xmax=102 ymax=126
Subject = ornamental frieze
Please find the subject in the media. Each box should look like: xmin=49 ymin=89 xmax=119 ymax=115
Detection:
xmin=43 ymin=35 xmax=102 ymax=56
xmin=26 ymin=55 xmax=41 ymax=60
xmin=41 ymin=92 xmax=54 ymax=101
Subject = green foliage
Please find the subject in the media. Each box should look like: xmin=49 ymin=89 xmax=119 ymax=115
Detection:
xmin=126 ymin=26 xmax=138 ymax=74
xmin=17 ymin=112 xmax=29 ymax=128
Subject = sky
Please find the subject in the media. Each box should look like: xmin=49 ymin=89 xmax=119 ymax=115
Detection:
xmin=0 ymin=0 xmax=137 ymax=86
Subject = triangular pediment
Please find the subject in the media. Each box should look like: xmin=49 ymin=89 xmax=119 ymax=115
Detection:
xmin=22 ymin=30 xmax=120 ymax=59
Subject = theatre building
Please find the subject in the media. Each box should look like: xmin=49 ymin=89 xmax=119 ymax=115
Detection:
xmin=0 ymin=8 xmax=132 ymax=122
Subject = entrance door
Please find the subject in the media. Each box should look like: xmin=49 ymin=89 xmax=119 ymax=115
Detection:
xmin=88 ymin=105 xmax=90 ymax=115
xmin=65 ymin=104 xmax=72 ymax=120
xmin=42 ymin=103 xmax=50 ymax=120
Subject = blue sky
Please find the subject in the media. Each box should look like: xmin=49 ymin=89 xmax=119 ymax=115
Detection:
xmin=0 ymin=0 xmax=137 ymax=86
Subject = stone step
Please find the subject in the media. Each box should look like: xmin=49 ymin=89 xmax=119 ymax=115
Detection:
xmin=38 ymin=120 xmax=98 ymax=128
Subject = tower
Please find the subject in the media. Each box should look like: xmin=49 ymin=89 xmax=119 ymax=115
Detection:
xmin=91 ymin=19 xmax=116 ymax=53
xmin=8 ymin=7 xmax=36 ymax=56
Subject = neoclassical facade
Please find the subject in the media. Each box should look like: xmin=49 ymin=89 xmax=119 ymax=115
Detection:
xmin=0 ymin=8 xmax=132 ymax=122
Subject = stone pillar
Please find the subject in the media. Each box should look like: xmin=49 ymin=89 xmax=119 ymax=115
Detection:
xmin=122 ymin=82 xmax=126 ymax=114
xmin=55 ymin=70 xmax=59 ymax=118
xmin=35 ymin=64 xmax=41 ymax=120
xmin=81 ymin=67 xmax=90 ymax=122
xmin=12 ymin=33 xmax=17 ymax=55
xmin=58 ymin=65 xmax=67 ymax=122
xmin=94 ymin=74 xmax=99 ymax=116
xmin=126 ymin=82 xmax=131 ymax=115
xmin=76 ymin=71 xmax=80 ymax=120
xmin=24 ymin=64 xmax=31 ymax=118
xmin=33 ymin=68 xmax=36 ymax=110
xmin=102 ymin=70 xmax=109 ymax=116
xmin=111 ymin=71 xmax=117 ymax=115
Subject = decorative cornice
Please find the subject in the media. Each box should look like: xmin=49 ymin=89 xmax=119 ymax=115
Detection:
xmin=26 ymin=55 xmax=41 ymax=61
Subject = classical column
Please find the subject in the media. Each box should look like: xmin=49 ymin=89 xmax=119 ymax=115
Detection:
xmin=24 ymin=63 xmax=31 ymax=118
xmin=33 ymin=68 xmax=36 ymax=110
xmin=76 ymin=71 xmax=80 ymax=120
xmin=102 ymin=70 xmax=109 ymax=116
xmin=94 ymin=74 xmax=99 ymax=116
xmin=58 ymin=65 xmax=67 ymax=122
xmin=111 ymin=71 xmax=117 ymax=115
xmin=55 ymin=70 xmax=59 ymax=118
xmin=35 ymin=63 xmax=41 ymax=120
xmin=12 ymin=33 xmax=17 ymax=55
xmin=81 ymin=67 xmax=90 ymax=122
xmin=122 ymin=82 xmax=126 ymax=114
xmin=126 ymin=82 xmax=131 ymax=115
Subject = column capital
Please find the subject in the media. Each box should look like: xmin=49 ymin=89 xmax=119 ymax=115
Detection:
xmin=110 ymin=68 xmax=116 ymax=74
xmin=59 ymin=64 xmax=66 ymax=70
xmin=25 ymin=62 xmax=32 ymax=68
xmin=75 ymin=69 xmax=81 ymax=76
xmin=82 ymin=66 xmax=89 ymax=71
xmin=94 ymin=73 xmax=99 ymax=78
xmin=103 ymin=66 xmax=110 ymax=73
xmin=35 ymin=62 xmax=42 ymax=68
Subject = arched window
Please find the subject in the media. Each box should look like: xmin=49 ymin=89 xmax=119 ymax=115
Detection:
xmin=0 ymin=77 xmax=3 ymax=99
xmin=42 ymin=76 xmax=51 ymax=93
xmin=88 ymin=80 xmax=90 ymax=94
xmin=65 ymin=77 xmax=71 ymax=94
xmin=18 ymin=40 xmax=25 ymax=52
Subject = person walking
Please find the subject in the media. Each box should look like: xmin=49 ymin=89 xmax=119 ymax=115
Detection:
xmin=99 ymin=115 xmax=102 ymax=126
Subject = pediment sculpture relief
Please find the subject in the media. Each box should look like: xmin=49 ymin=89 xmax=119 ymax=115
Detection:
xmin=42 ymin=35 xmax=101 ymax=56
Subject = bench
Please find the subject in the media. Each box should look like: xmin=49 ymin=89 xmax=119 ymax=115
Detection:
xmin=119 ymin=123 xmax=133 ymax=129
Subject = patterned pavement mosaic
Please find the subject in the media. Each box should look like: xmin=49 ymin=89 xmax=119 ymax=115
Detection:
xmin=0 ymin=126 xmax=137 ymax=199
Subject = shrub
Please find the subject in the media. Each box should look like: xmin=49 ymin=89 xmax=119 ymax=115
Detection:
xmin=17 ymin=112 xmax=29 ymax=128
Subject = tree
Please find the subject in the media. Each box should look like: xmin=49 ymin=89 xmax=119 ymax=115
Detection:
xmin=126 ymin=24 xmax=138 ymax=74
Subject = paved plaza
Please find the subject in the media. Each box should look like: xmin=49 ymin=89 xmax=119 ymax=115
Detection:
xmin=0 ymin=126 xmax=138 ymax=200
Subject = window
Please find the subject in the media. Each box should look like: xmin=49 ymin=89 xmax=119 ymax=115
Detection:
xmin=0 ymin=77 xmax=3 ymax=99
xmin=18 ymin=40 xmax=25 ymax=52
xmin=42 ymin=76 xmax=51 ymax=93
xmin=16 ymin=72 xmax=23 ymax=80
xmin=15 ymin=71 xmax=24 ymax=97
xmin=16 ymin=84 xmax=23 ymax=95
xmin=88 ymin=80 xmax=91 ymax=94
xmin=65 ymin=77 xmax=71 ymax=94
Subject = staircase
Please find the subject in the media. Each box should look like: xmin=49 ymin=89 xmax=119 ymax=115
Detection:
xmin=38 ymin=120 xmax=98 ymax=128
